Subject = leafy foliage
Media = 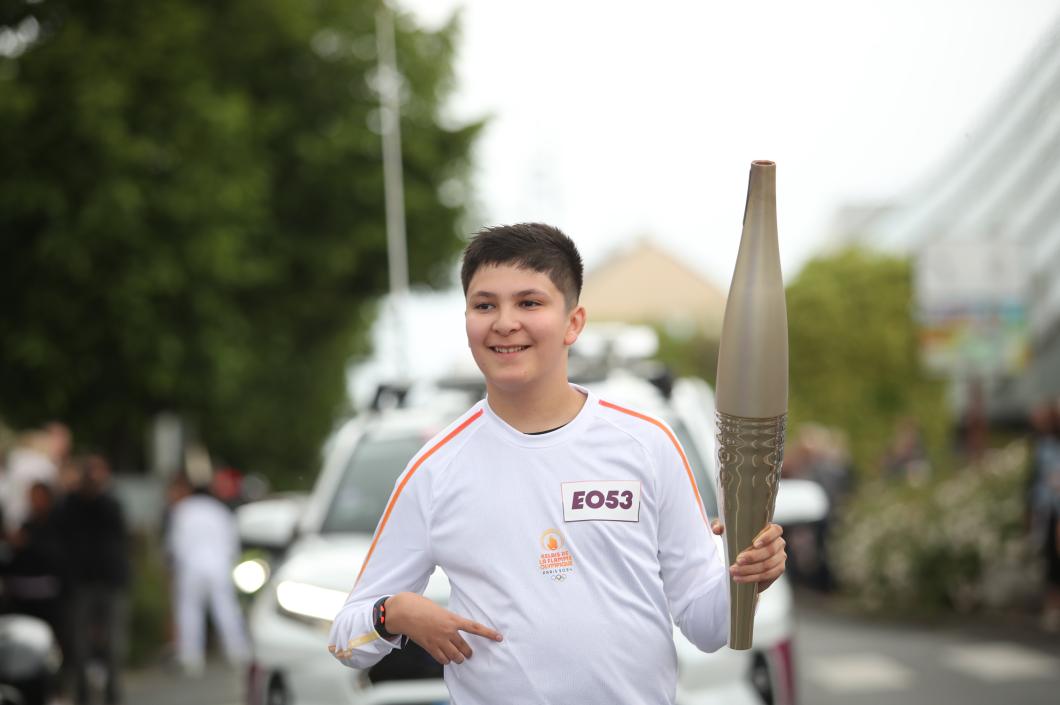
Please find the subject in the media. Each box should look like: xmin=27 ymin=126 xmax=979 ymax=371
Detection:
xmin=786 ymin=248 xmax=950 ymax=477
xmin=127 ymin=532 xmax=168 ymax=666
xmin=654 ymin=326 xmax=719 ymax=388
xmin=832 ymin=442 xmax=1035 ymax=612
xmin=0 ymin=0 xmax=481 ymax=483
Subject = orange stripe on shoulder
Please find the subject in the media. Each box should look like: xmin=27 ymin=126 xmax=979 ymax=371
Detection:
xmin=355 ymin=408 xmax=484 ymax=585
xmin=598 ymin=399 xmax=709 ymax=526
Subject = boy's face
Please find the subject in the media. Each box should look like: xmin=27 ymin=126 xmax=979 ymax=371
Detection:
xmin=465 ymin=264 xmax=585 ymax=394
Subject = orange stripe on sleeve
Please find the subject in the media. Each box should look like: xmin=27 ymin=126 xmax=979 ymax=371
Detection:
xmin=598 ymin=400 xmax=709 ymax=527
xmin=354 ymin=409 xmax=484 ymax=586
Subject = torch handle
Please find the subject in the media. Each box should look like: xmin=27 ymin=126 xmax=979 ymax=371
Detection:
xmin=716 ymin=410 xmax=786 ymax=650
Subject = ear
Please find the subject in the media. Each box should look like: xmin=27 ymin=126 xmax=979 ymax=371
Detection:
xmin=564 ymin=305 xmax=587 ymax=346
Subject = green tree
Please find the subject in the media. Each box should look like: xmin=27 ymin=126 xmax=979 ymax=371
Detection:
xmin=0 ymin=0 xmax=481 ymax=484
xmin=786 ymin=248 xmax=950 ymax=477
xmin=654 ymin=326 xmax=719 ymax=388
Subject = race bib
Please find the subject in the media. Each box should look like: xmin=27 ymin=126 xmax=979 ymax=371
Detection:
xmin=561 ymin=481 xmax=641 ymax=522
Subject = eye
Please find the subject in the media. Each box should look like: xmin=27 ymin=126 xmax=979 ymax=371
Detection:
xmin=520 ymin=300 xmax=542 ymax=308
xmin=472 ymin=302 xmax=494 ymax=311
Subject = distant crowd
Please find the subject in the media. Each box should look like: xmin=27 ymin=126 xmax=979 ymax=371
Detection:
xmin=779 ymin=423 xmax=854 ymax=591
xmin=0 ymin=423 xmax=129 ymax=705
xmin=0 ymin=423 xmax=251 ymax=705
xmin=1028 ymin=399 xmax=1060 ymax=632
xmin=780 ymin=398 xmax=1060 ymax=633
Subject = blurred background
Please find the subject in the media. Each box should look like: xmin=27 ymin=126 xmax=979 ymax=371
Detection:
xmin=2 ymin=0 xmax=1059 ymax=704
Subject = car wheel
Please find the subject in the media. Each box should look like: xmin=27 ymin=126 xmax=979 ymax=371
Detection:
xmin=265 ymin=674 xmax=289 ymax=705
xmin=750 ymin=652 xmax=775 ymax=705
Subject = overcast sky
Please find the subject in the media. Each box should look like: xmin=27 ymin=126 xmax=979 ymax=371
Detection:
xmin=400 ymin=0 xmax=1058 ymax=287
xmin=353 ymin=0 xmax=1060 ymax=395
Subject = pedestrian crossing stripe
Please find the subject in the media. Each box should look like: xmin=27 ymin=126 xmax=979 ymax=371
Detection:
xmin=807 ymin=653 xmax=915 ymax=692
xmin=941 ymin=642 xmax=1060 ymax=682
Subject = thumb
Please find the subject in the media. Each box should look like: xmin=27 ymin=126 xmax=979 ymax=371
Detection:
xmin=711 ymin=519 xmax=724 ymax=536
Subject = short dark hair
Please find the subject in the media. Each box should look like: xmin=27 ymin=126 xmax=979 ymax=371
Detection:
xmin=460 ymin=223 xmax=583 ymax=309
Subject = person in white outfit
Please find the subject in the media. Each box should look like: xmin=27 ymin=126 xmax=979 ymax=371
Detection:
xmin=166 ymin=484 xmax=250 ymax=674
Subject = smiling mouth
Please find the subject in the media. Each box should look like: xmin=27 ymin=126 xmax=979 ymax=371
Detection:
xmin=491 ymin=345 xmax=529 ymax=354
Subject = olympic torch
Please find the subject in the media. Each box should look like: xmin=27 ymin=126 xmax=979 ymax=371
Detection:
xmin=715 ymin=160 xmax=788 ymax=650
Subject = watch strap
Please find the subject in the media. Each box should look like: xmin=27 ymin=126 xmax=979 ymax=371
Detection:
xmin=372 ymin=595 xmax=397 ymax=639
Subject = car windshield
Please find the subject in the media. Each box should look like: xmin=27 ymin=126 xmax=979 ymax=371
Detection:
xmin=319 ymin=433 xmax=427 ymax=534
xmin=671 ymin=421 xmax=719 ymax=516
xmin=319 ymin=418 xmax=719 ymax=535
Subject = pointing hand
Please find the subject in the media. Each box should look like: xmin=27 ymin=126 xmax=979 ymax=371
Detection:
xmin=384 ymin=592 xmax=503 ymax=665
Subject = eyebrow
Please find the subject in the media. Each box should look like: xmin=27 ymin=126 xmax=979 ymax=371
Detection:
xmin=470 ymin=288 xmax=550 ymax=299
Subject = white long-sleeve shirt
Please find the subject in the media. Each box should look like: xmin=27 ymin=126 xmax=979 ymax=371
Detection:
xmin=329 ymin=386 xmax=729 ymax=705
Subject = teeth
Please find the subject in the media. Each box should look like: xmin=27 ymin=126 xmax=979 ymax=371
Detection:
xmin=493 ymin=346 xmax=528 ymax=353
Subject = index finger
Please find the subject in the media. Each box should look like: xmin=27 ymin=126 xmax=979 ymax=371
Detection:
xmin=752 ymin=523 xmax=782 ymax=548
xmin=460 ymin=619 xmax=503 ymax=642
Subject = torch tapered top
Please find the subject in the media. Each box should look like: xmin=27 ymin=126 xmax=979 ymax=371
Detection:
xmin=715 ymin=160 xmax=788 ymax=418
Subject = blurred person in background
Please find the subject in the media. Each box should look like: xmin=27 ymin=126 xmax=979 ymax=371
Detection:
xmin=0 ymin=419 xmax=17 ymax=530
xmin=882 ymin=417 xmax=931 ymax=485
xmin=159 ymin=473 xmax=192 ymax=658
xmin=778 ymin=431 xmax=813 ymax=585
xmin=1027 ymin=399 xmax=1060 ymax=632
xmin=799 ymin=425 xmax=853 ymax=592
xmin=57 ymin=456 xmax=83 ymax=495
xmin=160 ymin=474 xmax=193 ymax=567
xmin=6 ymin=481 xmax=67 ymax=622
xmin=4 ymin=481 xmax=70 ymax=699
xmin=779 ymin=425 xmax=852 ymax=590
xmin=1 ymin=422 xmax=71 ymax=535
xmin=56 ymin=455 xmax=130 ymax=705
xmin=166 ymin=447 xmax=249 ymax=676
xmin=210 ymin=464 xmax=243 ymax=509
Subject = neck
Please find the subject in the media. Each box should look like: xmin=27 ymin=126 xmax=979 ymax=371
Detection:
xmin=486 ymin=377 xmax=587 ymax=434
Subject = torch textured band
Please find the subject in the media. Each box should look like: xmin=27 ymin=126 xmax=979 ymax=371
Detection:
xmin=715 ymin=410 xmax=786 ymax=649
xmin=716 ymin=411 xmax=787 ymax=518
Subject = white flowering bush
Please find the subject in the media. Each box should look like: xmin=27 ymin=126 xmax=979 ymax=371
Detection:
xmin=832 ymin=442 xmax=1038 ymax=613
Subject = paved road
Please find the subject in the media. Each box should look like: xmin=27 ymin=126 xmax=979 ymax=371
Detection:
xmin=125 ymin=661 xmax=242 ymax=705
xmin=124 ymin=595 xmax=1060 ymax=705
xmin=794 ymin=595 xmax=1060 ymax=705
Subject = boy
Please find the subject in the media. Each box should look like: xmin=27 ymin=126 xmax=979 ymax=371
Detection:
xmin=329 ymin=223 xmax=787 ymax=704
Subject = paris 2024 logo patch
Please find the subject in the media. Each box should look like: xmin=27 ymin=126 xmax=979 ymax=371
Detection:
xmin=538 ymin=528 xmax=574 ymax=582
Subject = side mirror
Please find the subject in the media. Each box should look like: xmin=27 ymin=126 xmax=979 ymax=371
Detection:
xmin=773 ymin=479 xmax=829 ymax=526
xmin=0 ymin=614 xmax=60 ymax=682
xmin=236 ymin=495 xmax=306 ymax=551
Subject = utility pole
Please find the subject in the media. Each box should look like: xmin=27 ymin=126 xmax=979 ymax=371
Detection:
xmin=375 ymin=3 xmax=410 ymax=382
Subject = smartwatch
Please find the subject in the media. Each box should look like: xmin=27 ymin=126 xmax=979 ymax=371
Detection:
xmin=372 ymin=596 xmax=397 ymax=639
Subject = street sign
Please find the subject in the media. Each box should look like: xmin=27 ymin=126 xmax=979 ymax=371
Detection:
xmin=914 ymin=240 xmax=1029 ymax=377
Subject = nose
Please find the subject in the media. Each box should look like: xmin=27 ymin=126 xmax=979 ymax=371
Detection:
xmin=491 ymin=304 xmax=521 ymax=335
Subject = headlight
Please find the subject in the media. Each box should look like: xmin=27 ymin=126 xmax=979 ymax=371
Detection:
xmin=275 ymin=580 xmax=348 ymax=622
xmin=233 ymin=558 xmax=271 ymax=594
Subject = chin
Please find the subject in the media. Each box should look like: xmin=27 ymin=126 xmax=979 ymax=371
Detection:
xmin=487 ymin=372 xmax=534 ymax=393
